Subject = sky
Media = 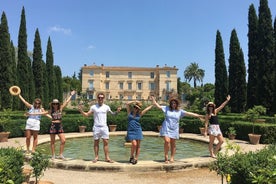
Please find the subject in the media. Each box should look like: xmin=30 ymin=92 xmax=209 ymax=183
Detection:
xmin=1 ymin=0 xmax=276 ymax=84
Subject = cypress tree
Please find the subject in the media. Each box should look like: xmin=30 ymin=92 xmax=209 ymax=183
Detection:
xmin=247 ymin=4 xmax=259 ymax=109
xmin=0 ymin=12 xmax=13 ymax=109
xmin=214 ymin=30 xmax=228 ymax=107
xmin=257 ymin=0 xmax=274 ymax=114
xmin=54 ymin=66 xmax=63 ymax=102
xmin=272 ymin=18 xmax=276 ymax=113
xmin=228 ymin=29 xmax=247 ymax=113
xmin=17 ymin=7 xmax=30 ymax=109
xmin=10 ymin=41 xmax=19 ymax=109
xmin=32 ymin=28 xmax=44 ymax=99
xmin=46 ymin=37 xmax=55 ymax=101
xmin=42 ymin=59 xmax=49 ymax=108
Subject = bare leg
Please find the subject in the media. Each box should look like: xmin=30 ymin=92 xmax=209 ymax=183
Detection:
xmin=50 ymin=134 xmax=56 ymax=158
xmin=170 ymin=138 xmax=176 ymax=162
xmin=134 ymin=140 xmax=140 ymax=160
xmin=163 ymin=136 xmax=170 ymax=163
xmin=25 ymin=130 xmax=31 ymax=152
xmin=93 ymin=139 xmax=99 ymax=161
xmin=209 ymin=135 xmax=216 ymax=158
xmin=103 ymin=139 xmax=112 ymax=161
xmin=32 ymin=130 xmax=39 ymax=152
xmin=130 ymin=140 xmax=136 ymax=158
xmin=58 ymin=133 xmax=66 ymax=156
xmin=214 ymin=135 xmax=224 ymax=155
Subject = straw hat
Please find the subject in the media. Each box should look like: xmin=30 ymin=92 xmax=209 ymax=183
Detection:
xmin=206 ymin=102 xmax=216 ymax=108
xmin=169 ymin=96 xmax=181 ymax=106
xmin=9 ymin=86 xmax=21 ymax=96
xmin=134 ymin=102 xmax=142 ymax=110
xmin=51 ymin=99 xmax=60 ymax=104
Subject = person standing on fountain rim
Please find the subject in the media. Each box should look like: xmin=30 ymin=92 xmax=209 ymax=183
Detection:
xmin=125 ymin=100 xmax=153 ymax=165
xmin=46 ymin=90 xmax=76 ymax=160
xmin=204 ymin=95 xmax=231 ymax=158
xmin=151 ymin=95 xmax=204 ymax=164
xmin=18 ymin=94 xmax=46 ymax=154
xmin=78 ymin=92 xmax=121 ymax=163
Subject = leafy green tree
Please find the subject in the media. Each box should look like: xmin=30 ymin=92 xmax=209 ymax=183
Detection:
xmin=214 ymin=30 xmax=228 ymax=107
xmin=228 ymin=29 xmax=247 ymax=113
xmin=247 ymin=4 xmax=259 ymax=109
xmin=0 ymin=12 xmax=13 ymax=109
xmin=257 ymin=0 xmax=274 ymax=114
xmin=32 ymin=28 xmax=44 ymax=99
xmin=17 ymin=7 xmax=31 ymax=110
xmin=184 ymin=62 xmax=205 ymax=88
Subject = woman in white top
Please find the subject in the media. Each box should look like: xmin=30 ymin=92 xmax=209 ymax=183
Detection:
xmin=18 ymin=94 xmax=46 ymax=154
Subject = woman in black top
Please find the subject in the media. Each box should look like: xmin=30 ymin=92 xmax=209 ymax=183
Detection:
xmin=204 ymin=95 xmax=230 ymax=158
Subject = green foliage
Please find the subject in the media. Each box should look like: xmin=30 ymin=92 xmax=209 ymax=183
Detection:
xmin=210 ymin=144 xmax=276 ymax=184
xmin=0 ymin=147 xmax=24 ymax=184
xmin=30 ymin=150 xmax=50 ymax=183
xmin=245 ymin=105 xmax=267 ymax=134
xmin=226 ymin=127 xmax=236 ymax=136
xmin=0 ymin=109 xmax=11 ymax=132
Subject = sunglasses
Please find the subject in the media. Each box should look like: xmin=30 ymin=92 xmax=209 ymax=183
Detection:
xmin=98 ymin=96 xmax=104 ymax=99
xmin=35 ymin=102 xmax=41 ymax=105
xmin=53 ymin=103 xmax=59 ymax=105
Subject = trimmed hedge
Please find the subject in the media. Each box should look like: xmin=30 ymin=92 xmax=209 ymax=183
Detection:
xmin=2 ymin=109 xmax=276 ymax=144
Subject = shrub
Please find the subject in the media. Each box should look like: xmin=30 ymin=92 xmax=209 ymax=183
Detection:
xmin=0 ymin=147 xmax=24 ymax=184
xmin=210 ymin=143 xmax=276 ymax=184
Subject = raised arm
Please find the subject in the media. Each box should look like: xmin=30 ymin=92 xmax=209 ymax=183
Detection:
xmin=140 ymin=104 xmax=153 ymax=116
xmin=61 ymin=90 xmax=76 ymax=109
xmin=185 ymin=111 xmax=204 ymax=119
xmin=126 ymin=101 xmax=136 ymax=114
xmin=78 ymin=104 xmax=93 ymax=117
xmin=18 ymin=94 xmax=32 ymax=108
xmin=151 ymin=96 xmax=162 ymax=110
xmin=215 ymin=95 xmax=231 ymax=113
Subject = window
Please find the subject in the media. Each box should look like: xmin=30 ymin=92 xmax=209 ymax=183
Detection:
xmin=150 ymin=72 xmax=154 ymax=78
xmin=137 ymin=82 xmax=142 ymax=90
xmin=88 ymin=81 xmax=94 ymax=90
xmin=106 ymin=71 xmax=110 ymax=78
xmin=128 ymin=83 xmax=132 ymax=90
xmin=128 ymin=72 xmax=132 ymax=78
xmin=128 ymin=96 xmax=132 ymax=100
xmin=89 ymin=70 xmax=94 ymax=76
xmin=166 ymin=81 xmax=171 ymax=91
xmin=136 ymin=95 xmax=141 ymax=100
xmin=105 ymin=82 xmax=109 ymax=90
xmin=119 ymin=82 xmax=124 ymax=90
xmin=166 ymin=71 xmax=170 ymax=78
xmin=149 ymin=83 xmax=155 ymax=90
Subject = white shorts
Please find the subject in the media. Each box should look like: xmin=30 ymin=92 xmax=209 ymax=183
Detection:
xmin=93 ymin=126 xmax=109 ymax=140
xmin=208 ymin=124 xmax=222 ymax=136
xmin=25 ymin=118 xmax=40 ymax=131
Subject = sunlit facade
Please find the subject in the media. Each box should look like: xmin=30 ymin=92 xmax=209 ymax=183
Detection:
xmin=81 ymin=64 xmax=178 ymax=101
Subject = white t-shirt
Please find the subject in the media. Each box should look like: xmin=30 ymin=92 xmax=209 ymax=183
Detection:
xmin=90 ymin=104 xmax=112 ymax=127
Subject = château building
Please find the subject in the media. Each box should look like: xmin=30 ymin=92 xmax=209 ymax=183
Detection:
xmin=81 ymin=64 xmax=178 ymax=101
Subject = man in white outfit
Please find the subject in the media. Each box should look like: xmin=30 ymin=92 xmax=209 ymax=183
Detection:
xmin=79 ymin=92 xmax=120 ymax=163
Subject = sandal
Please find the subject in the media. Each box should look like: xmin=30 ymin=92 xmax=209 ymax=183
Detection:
xmin=132 ymin=159 xmax=137 ymax=165
xmin=129 ymin=157 xmax=134 ymax=163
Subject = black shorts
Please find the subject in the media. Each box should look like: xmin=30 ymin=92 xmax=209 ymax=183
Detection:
xmin=49 ymin=123 xmax=64 ymax=134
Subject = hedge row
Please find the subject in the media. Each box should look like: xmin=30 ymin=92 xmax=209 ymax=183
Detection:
xmin=3 ymin=109 xmax=276 ymax=144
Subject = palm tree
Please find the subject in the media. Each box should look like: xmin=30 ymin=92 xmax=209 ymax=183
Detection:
xmin=184 ymin=62 xmax=205 ymax=88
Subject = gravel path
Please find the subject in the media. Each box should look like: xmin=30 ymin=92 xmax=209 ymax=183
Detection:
xmin=32 ymin=167 xmax=225 ymax=184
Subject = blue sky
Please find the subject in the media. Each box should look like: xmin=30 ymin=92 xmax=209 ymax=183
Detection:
xmin=1 ymin=0 xmax=276 ymax=84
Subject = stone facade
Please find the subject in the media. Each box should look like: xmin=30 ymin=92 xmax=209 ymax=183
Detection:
xmin=81 ymin=64 xmax=178 ymax=101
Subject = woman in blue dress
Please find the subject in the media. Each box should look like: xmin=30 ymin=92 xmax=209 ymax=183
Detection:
xmin=125 ymin=101 xmax=153 ymax=165
xmin=152 ymin=95 xmax=204 ymax=164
